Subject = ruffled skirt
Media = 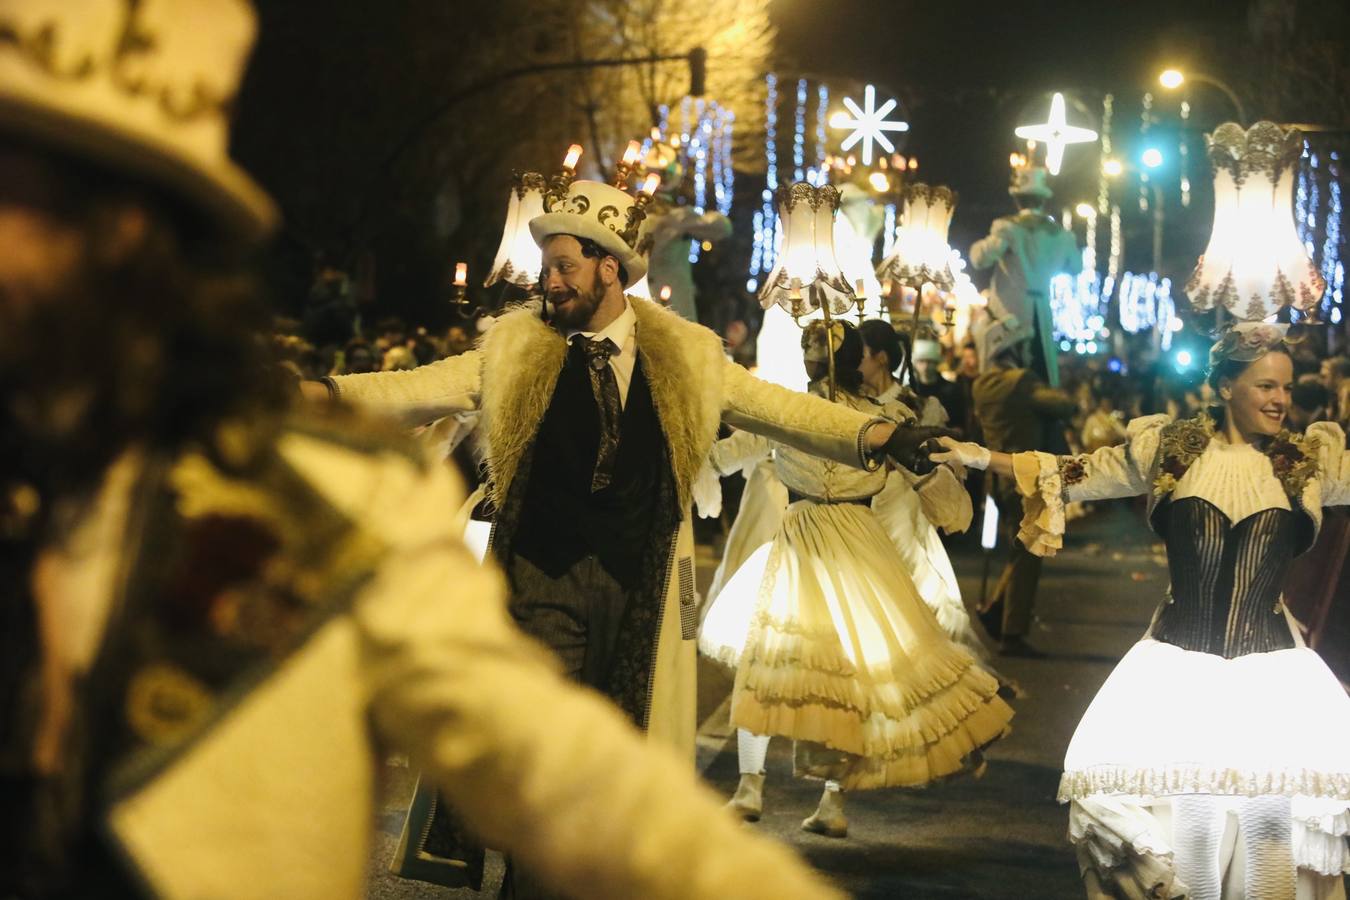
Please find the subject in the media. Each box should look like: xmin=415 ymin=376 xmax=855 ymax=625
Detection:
xmin=1061 ymin=638 xmax=1350 ymax=889
xmin=700 ymin=500 xmax=1013 ymax=791
xmin=871 ymin=470 xmax=984 ymax=655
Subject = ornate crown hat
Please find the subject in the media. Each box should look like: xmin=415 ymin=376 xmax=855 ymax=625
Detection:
xmin=0 ymin=0 xmax=277 ymax=240
xmin=528 ymin=145 xmax=655 ymax=289
xmin=1207 ymin=321 xmax=1291 ymax=371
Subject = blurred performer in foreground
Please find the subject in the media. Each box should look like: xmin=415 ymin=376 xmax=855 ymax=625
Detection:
xmin=0 ymin=2 xmax=852 ymax=898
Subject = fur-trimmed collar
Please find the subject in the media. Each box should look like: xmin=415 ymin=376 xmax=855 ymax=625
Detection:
xmin=477 ymin=298 xmax=726 ymax=511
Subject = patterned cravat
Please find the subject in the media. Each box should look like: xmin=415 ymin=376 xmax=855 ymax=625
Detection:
xmin=569 ymin=335 xmax=621 ymax=492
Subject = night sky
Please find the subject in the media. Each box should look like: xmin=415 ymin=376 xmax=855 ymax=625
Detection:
xmin=234 ymin=0 xmax=1334 ymax=325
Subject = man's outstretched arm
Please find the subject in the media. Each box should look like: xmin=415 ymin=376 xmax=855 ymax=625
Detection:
xmin=302 ymin=351 xmax=483 ymax=428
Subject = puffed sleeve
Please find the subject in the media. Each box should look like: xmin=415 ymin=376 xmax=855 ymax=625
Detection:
xmin=1011 ymin=414 xmax=1169 ymax=556
xmin=1308 ymin=422 xmax=1350 ymax=507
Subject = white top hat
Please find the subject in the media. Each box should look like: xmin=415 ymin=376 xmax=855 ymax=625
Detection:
xmin=0 ymin=0 xmax=277 ymax=241
xmin=1009 ymin=167 xmax=1053 ymax=200
xmin=529 ymin=180 xmax=649 ymax=289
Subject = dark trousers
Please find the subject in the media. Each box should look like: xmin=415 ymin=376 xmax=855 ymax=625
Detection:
xmin=501 ymin=555 xmax=631 ymax=900
xmin=991 ymin=475 xmax=1042 ymax=638
xmin=508 ymin=554 xmax=629 ymax=691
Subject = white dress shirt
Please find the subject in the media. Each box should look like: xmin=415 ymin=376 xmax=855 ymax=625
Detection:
xmin=567 ymin=297 xmax=639 ymax=408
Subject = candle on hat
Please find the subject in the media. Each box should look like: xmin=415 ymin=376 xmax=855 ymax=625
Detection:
xmin=562 ymin=144 xmax=583 ymax=173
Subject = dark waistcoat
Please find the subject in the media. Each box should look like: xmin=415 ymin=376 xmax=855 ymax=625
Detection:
xmin=512 ymin=351 xmax=666 ymax=590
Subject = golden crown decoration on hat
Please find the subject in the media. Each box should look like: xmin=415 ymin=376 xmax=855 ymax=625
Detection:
xmin=541 ymin=143 xmax=660 ymax=252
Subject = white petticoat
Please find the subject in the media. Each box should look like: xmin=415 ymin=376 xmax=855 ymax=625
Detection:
xmin=1060 ymin=639 xmax=1350 ymax=803
xmin=1062 ymin=638 xmax=1350 ymax=885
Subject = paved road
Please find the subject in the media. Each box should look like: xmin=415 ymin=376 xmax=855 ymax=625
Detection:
xmin=367 ymin=500 xmax=1169 ymax=898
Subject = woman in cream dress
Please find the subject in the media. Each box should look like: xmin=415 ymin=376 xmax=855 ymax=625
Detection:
xmin=933 ymin=323 xmax=1350 ymax=899
xmin=701 ymin=322 xmax=1013 ymax=837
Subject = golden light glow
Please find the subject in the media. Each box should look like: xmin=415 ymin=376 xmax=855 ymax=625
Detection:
xmin=1102 ymin=158 xmax=1124 ymax=177
xmin=1159 ymin=68 xmax=1185 ymax=90
xmin=1075 ymin=202 xmax=1095 ymax=218
xmin=453 ymin=262 xmax=468 ymax=287
xmin=868 ymin=171 xmax=890 ymax=192
xmin=620 ymin=140 xmax=641 ymax=166
xmin=562 ymin=144 xmax=582 ymax=171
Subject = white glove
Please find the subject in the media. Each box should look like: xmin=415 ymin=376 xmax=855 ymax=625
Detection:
xmin=928 ymin=438 xmax=991 ymax=470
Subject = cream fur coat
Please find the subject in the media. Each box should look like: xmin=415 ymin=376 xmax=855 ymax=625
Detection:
xmin=331 ymin=297 xmax=883 ymax=753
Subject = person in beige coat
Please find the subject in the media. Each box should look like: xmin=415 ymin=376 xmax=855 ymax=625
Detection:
xmin=0 ymin=2 xmax=852 ymax=898
xmin=318 ymin=200 xmax=943 ymax=761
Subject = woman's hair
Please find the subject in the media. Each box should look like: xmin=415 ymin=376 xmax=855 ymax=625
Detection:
xmin=858 ymin=319 xmax=904 ymax=375
xmin=801 ymin=320 xmax=864 ymax=393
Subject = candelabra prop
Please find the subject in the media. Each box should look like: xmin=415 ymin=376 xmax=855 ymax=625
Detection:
xmin=876 ymin=183 xmax=959 ymax=384
xmin=484 ymin=171 xmax=547 ymax=289
xmin=450 ymin=261 xmax=475 ymax=317
xmin=758 ymin=182 xmax=855 ymax=400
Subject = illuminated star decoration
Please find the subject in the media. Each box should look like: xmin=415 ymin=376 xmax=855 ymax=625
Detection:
xmin=833 ymin=84 xmax=909 ymax=166
xmin=1014 ymin=92 xmax=1098 ymax=176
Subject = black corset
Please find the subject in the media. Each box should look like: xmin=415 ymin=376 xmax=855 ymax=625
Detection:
xmin=1151 ymin=497 xmax=1312 ymax=658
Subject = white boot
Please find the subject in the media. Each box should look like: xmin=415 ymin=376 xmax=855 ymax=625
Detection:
xmin=725 ymin=772 xmax=765 ymax=822
xmin=801 ymin=783 xmax=848 ymax=838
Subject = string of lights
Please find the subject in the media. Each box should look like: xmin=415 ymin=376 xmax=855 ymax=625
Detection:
xmin=793 ymin=78 xmax=807 ymax=182
xmin=1298 ymin=147 xmax=1346 ymax=326
xmin=748 ymin=72 xmax=780 ymax=292
xmin=816 ymin=83 xmax=829 ymax=171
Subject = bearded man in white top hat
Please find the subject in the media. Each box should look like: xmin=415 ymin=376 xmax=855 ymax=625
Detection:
xmin=969 ymin=166 xmax=1082 ymax=388
xmin=314 ymin=174 xmax=946 ymax=741
xmin=0 ymin=2 xmax=868 ymax=899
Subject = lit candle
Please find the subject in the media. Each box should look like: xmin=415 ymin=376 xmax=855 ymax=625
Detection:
xmin=659 ymin=285 xmax=672 ymax=303
xmin=855 ymin=278 xmax=867 ymax=298
xmin=621 ymin=140 xmax=641 ymax=167
xmin=789 ymin=277 xmax=803 ymax=302
xmin=650 ymin=126 xmax=662 ymax=142
xmin=640 ymin=173 xmax=662 ymax=196
xmin=453 ymin=262 xmax=468 ymax=287
xmin=562 ymin=144 xmax=583 ymax=172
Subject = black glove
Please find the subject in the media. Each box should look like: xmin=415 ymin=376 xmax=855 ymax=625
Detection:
xmin=883 ymin=424 xmax=959 ymax=474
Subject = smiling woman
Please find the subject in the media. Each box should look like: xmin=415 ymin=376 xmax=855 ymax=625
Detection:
xmin=929 ymin=321 xmax=1350 ymax=899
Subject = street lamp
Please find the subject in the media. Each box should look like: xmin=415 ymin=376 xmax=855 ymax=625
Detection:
xmin=1157 ymin=68 xmax=1248 ymax=125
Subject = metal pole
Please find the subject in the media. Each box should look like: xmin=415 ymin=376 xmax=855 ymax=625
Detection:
xmin=1191 ymin=73 xmax=1248 ymax=126
xmin=898 ymin=283 xmax=924 ymax=387
xmin=816 ymin=283 xmax=837 ymax=401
